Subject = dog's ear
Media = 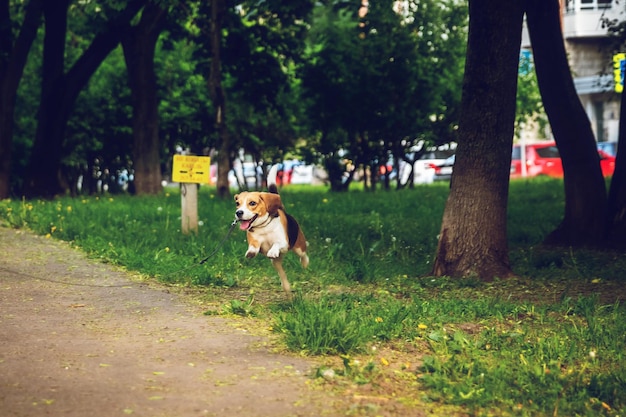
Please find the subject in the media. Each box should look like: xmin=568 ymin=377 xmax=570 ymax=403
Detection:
xmin=261 ymin=192 xmax=283 ymax=217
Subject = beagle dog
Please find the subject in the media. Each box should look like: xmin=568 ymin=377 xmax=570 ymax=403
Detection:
xmin=234 ymin=184 xmax=308 ymax=294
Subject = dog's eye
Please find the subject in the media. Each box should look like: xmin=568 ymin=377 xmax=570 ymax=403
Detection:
xmin=249 ymin=201 xmax=257 ymax=207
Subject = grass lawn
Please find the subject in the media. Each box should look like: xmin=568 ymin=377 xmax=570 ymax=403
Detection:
xmin=1 ymin=178 xmax=625 ymax=417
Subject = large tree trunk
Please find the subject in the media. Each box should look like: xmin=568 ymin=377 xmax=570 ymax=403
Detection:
xmin=0 ymin=0 xmax=43 ymax=199
xmin=22 ymin=0 xmax=70 ymax=199
xmin=22 ymin=0 xmax=147 ymax=199
xmin=432 ymin=0 xmax=524 ymax=280
xmin=526 ymin=0 xmax=607 ymax=247
xmin=606 ymin=78 xmax=626 ymax=247
xmin=208 ymin=0 xmax=232 ymax=198
xmin=122 ymin=2 xmax=166 ymax=195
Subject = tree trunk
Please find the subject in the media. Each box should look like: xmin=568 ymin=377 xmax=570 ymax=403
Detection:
xmin=22 ymin=0 xmax=147 ymax=199
xmin=22 ymin=0 xmax=70 ymax=199
xmin=526 ymin=0 xmax=608 ymax=247
xmin=0 ymin=0 xmax=43 ymax=199
xmin=208 ymin=0 xmax=232 ymax=198
xmin=606 ymin=77 xmax=626 ymax=247
xmin=122 ymin=2 xmax=166 ymax=195
xmin=432 ymin=0 xmax=524 ymax=280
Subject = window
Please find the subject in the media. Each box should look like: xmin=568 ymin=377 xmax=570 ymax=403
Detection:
xmin=567 ymin=0 xmax=613 ymax=11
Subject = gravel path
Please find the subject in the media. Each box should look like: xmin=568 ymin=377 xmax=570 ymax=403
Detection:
xmin=0 ymin=227 xmax=346 ymax=417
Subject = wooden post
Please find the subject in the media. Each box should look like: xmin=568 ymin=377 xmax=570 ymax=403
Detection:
xmin=172 ymin=153 xmax=211 ymax=235
xmin=180 ymin=183 xmax=198 ymax=234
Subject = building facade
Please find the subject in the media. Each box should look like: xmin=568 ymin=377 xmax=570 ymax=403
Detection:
xmin=523 ymin=0 xmax=626 ymax=147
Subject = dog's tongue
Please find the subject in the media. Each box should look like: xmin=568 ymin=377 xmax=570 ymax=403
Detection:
xmin=239 ymin=220 xmax=252 ymax=230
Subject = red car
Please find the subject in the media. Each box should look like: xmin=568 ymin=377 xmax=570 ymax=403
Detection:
xmin=511 ymin=142 xmax=615 ymax=178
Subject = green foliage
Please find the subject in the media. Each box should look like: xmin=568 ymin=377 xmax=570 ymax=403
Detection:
xmin=300 ymin=0 xmax=467 ymax=189
xmin=1 ymin=181 xmax=626 ymax=416
xmin=516 ymin=51 xmax=548 ymax=138
xmin=275 ymin=294 xmax=371 ymax=355
xmin=419 ymin=296 xmax=626 ymax=416
xmin=190 ymin=0 xmax=312 ymax=163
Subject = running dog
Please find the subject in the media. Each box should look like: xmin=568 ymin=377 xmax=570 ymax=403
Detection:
xmin=234 ymin=184 xmax=308 ymax=295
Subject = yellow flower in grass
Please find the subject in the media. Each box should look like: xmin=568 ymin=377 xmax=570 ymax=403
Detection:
xmin=418 ymin=323 xmax=428 ymax=330
xmin=66 ymin=206 xmax=72 ymax=213
xmin=375 ymin=317 xmax=384 ymax=323
xmin=51 ymin=226 xmax=57 ymax=233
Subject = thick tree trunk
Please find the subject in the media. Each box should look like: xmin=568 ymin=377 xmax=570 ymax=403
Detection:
xmin=0 ymin=0 xmax=43 ymax=199
xmin=122 ymin=2 xmax=166 ymax=195
xmin=432 ymin=0 xmax=524 ymax=280
xmin=526 ymin=0 xmax=607 ymax=247
xmin=22 ymin=0 xmax=70 ymax=199
xmin=208 ymin=0 xmax=232 ymax=198
xmin=22 ymin=0 xmax=146 ymax=199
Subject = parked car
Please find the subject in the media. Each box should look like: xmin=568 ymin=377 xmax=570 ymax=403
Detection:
xmin=431 ymin=154 xmax=455 ymax=181
xmin=398 ymin=149 xmax=455 ymax=184
xmin=511 ymin=142 xmax=616 ymax=178
xmin=511 ymin=142 xmax=562 ymax=178
xmin=598 ymin=149 xmax=616 ymax=177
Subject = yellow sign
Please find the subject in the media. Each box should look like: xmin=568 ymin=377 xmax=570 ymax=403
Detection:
xmin=614 ymin=53 xmax=625 ymax=93
xmin=172 ymin=155 xmax=211 ymax=184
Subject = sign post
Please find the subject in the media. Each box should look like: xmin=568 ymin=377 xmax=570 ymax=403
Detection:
xmin=172 ymin=155 xmax=211 ymax=234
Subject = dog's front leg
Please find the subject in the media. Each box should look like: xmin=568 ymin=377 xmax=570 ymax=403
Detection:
xmin=271 ymin=258 xmax=291 ymax=296
xmin=245 ymin=244 xmax=260 ymax=258
xmin=266 ymin=243 xmax=285 ymax=259
xmin=245 ymin=234 xmax=261 ymax=258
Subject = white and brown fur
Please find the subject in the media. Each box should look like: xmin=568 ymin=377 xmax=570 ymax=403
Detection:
xmin=234 ymin=184 xmax=308 ymax=294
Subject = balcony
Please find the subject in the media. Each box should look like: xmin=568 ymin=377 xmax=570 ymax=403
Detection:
xmin=563 ymin=0 xmax=626 ymax=39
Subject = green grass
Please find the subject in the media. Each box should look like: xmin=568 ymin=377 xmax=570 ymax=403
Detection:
xmin=1 ymin=180 xmax=625 ymax=417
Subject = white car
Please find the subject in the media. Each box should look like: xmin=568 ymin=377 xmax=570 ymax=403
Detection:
xmin=399 ymin=150 xmax=455 ymax=184
xmin=432 ymin=154 xmax=455 ymax=181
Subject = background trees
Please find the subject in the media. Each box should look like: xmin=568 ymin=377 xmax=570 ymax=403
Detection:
xmin=23 ymin=0 xmax=148 ymax=198
xmin=3 ymin=0 xmax=468 ymax=198
xmin=300 ymin=0 xmax=466 ymax=191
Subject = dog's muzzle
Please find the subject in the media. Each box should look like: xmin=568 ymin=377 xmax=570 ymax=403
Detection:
xmin=236 ymin=212 xmax=258 ymax=230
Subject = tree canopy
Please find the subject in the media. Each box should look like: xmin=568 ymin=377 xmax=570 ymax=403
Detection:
xmin=2 ymin=0 xmax=470 ymax=198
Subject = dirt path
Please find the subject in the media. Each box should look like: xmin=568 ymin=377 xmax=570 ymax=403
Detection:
xmin=0 ymin=227 xmax=348 ymax=417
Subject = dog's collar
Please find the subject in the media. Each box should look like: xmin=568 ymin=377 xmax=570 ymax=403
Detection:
xmin=249 ymin=213 xmax=276 ymax=232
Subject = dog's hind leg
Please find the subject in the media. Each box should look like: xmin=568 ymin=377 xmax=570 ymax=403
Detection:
xmin=271 ymin=258 xmax=292 ymax=295
xmin=301 ymin=253 xmax=309 ymax=269
xmin=293 ymin=247 xmax=309 ymax=269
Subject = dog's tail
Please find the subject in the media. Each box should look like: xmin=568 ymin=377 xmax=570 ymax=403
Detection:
xmin=268 ymin=183 xmax=279 ymax=194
